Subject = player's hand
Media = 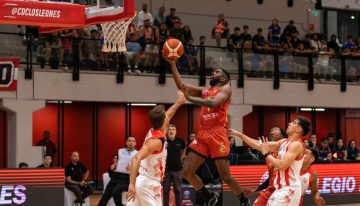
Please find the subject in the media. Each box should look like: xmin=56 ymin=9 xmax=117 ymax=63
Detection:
xmin=259 ymin=136 xmax=270 ymax=155
xmin=163 ymin=54 xmax=176 ymax=64
xmin=127 ymin=184 xmax=136 ymax=202
xmin=176 ymin=90 xmax=186 ymax=104
xmin=314 ymin=195 xmax=325 ymax=205
xmin=79 ymin=180 xmax=85 ymax=187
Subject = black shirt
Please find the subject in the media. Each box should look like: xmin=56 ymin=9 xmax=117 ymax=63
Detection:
xmin=65 ymin=162 xmax=88 ymax=182
xmin=36 ymin=164 xmax=52 ymax=168
xmin=165 ymin=137 xmax=185 ymax=172
xmin=240 ymin=33 xmax=252 ymax=43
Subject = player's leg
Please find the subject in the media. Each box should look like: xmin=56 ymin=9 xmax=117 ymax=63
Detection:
xmin=214 ymin=159 xmax=251 ymax=206
xmin=182 ymin=152 xmax=206 ymax=189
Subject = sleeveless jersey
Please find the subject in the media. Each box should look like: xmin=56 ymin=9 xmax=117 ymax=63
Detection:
xmin=139 ymin=128 xmax=167 ymax=183
xmin=266 ymin=152 xmax=278 ymax=189
xmin=200 ymin=86 xmax=230 ymax=128
xmin=274 ymin=140 xmax=304 ymax=189
xmin=299 ymin=168 xmax=312 ymax=206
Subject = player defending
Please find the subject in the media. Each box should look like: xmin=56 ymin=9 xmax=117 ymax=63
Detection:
xmin=126 ymin=91 xmax=186 ymax=206
xmin=167 ymin=60 xmax=250 ymax=206
xmin=299 ymin=148 xmax=325 ymax=206
xmin=230 ymin=116 xmax=311 ymax=206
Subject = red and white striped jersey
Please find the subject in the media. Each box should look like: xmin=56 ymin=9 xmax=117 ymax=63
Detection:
xmin=299 ymin=168 xmax=312 ymax=206
xmin=274 ymin=139 xmax=305 ymax=189
xmin=139 ymin=128 xmax=167 ymax=183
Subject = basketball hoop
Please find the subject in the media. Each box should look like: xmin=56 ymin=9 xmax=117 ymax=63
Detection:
xmin=100 ymin=14 xmax=136 ymax=52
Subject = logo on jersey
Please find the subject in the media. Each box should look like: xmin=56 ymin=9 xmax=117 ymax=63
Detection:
xmin=219 ymin=143 xmax=226 ymax=153
xmin=202 ymin=112 xmax=219 ymax=120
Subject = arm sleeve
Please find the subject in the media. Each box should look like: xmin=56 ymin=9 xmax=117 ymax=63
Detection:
xmin=257 ymin=177 xmax=270 ymax=191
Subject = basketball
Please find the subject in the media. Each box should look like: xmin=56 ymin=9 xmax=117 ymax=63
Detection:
xmin=162 ymin=38 xmax=184 ymax=61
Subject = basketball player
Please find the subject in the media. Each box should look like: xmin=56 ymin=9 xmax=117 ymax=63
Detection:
xmin=126 ymin=91 xmax=186 ymax=206
xmin=252 ymin=127 xmax=284 ymax=206
xmin=299 ymin=148 xmax=325 ymax=206
xmin=229 ymin=116 xmax=311 ymax=206
xmin=167 ymin=59 xmax=250 ymax=206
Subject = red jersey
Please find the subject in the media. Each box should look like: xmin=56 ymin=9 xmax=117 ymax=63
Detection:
xmin=200 ymin=86 xmax=230 ymax=128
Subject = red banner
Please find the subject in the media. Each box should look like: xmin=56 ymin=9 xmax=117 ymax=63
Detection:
xmin=0 ymin=58 xmax=18 ymax=91
xmin=0 ymin=0 xmax=85 ymax=27
xmin=224 ymin=163 xmax=360 ymax=195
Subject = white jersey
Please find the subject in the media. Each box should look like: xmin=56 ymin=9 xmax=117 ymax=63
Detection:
xmin=115 ymin=148 xmax=138 ymax=174
xmin=274 ymin=139 xmax=304 ymax=189
xmin=139 ymin=128 xmax=167 ymax=183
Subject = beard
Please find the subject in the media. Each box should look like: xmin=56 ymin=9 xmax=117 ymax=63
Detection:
xmin=209 ymin=78 xmax=220 ymax=86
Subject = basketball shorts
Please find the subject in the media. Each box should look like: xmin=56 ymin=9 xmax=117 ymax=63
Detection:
xmin=266 ymin=186 xmax=301 ymax=206
xmin=189 ymin=126 xmax=229 ymax=159
xmin=126 ymin=175 xmax=162 ymax=206
xmin=253 ymin=187 xmax=275 ymax=206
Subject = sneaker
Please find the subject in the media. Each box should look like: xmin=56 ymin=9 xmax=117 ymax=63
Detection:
xmin=207 ymin=192 xmax=219 ymax=206
xmin=239 ymin=196 xmax=251 ymax=206
xmin=127 ymin=69 xmax=132 ymax=74
xmin=134 ymin=69 xmax=142 ymax=75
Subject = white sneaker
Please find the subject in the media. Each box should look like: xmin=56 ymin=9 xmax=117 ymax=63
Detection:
xmin=127 ymin=69 xmax=132 ymax=74
xmin=134 ymin=69 xmax=142 ymax=75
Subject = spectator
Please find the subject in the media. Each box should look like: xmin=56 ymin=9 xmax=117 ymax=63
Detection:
xmin=314 ymin=46 xmax=334 ymax=79
xmin=347 ymin=139 xmax=359 ymax=160
xmin=303 ymin=139 xmax=310 ymax=147
xmin=308 ymin=134 xmax=317 ymax=149
xmin=290 ymin=30 xmax=302 ymax=49
xmin=199 ymin=35 xmax=206 ymax=46
xmin=83 ymin=29 xmax=103 ymax=69
xmin=183 ymin=25 xmax=193 ymax=44
xmin=229 ymin=136 xmax=237 ymax=165
xmin=65 ymin=151 xmax=93 ymax=204
xmin=268 ymin=18 xmax=281 ymax=36
xmin=327 ymin=133 xmax=336 ymax=151
xmin=59 ymin=29 xmax=77 ymax=69
xmin=138 ymin=19 xmax=154 ymax=48
xmin=227 ymin=27 xmax=242 ymax=52
xmin=185 ymin=39 xmax=199 ymax=74
xmin=124 ymin=33 xmax=142 ymax=74
xmin=332 ymin=139 xmax=347 ymax=160
xmin=186 ymin=132 xmax=197 ymax=154
xmin=166 ymin=8 xmax=182 ymax=29
xmin=36 ymin=130 xmax=57 ymax=159
xmin=170 ymin=20 xmax=185 ymax=42
xmin=18 ymin=162 xmax=29 ymax=168
xmin=328 ymin=34 xmax=340 ymax=54
xmin=283 ymin=20 xmax=297 ymax=36
xmin=163 ymin=124 xmax=186 ymax=206
xmin=41 ymin=32 xmax=62 ymax=69
xmin=267 ymin=31 xmax=280 ymax=49
xmin=342 ymin=35 xmax=356 ymax=50
xmin=155 ymin=23 xmax=170 ymax=46
xmin=212 ymin=13 xmax=229 ymax=47
xmin=107 ymin=154 xmax=118 ymax=177
xmin=98 ymin=137 xmax=138 ymax=206
xmin=310 ymin=34 xmax=321 ymax=52
xmin=37 ymin=155 xmax=53 ymax=168
xmin=240 ymin=25 xmax=252 ymax=47
xmin=153 ymin=6 xmax=166 ymax=28
xmin=316 ymin=137 xmax=331 ymax=161
xmin=143 ymin=43 xmax=160 ymax=71
xmin=252 ymin=28 xmax=266 ymax=49
xmin=137 ymin=3 xmax=153 ymax=29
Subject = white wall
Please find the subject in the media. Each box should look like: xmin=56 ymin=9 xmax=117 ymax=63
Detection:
xmin=136 ymin=0 xmax=320 ymax=45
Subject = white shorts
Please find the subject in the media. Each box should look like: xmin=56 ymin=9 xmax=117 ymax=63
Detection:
xmin=266 ymin=186 xmax=301 ymax=206
xmin=126 ymin=175 xmax=162 ymax=206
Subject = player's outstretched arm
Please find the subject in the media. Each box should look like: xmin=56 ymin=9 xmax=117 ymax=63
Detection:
xmin=229 ymin=129 xmax=281 ymax=152
xmin=310 ymin=172 xmax=325 ymax=205
xmin=127 ymin=138 xmax=163 ymax=201
xmin=184 ymin=84 xmax=231 ymax=108
xmin=165 ymin=91 xmax=186 ymax=121
xmin=167 ymin=59 xmax=202 ymax=97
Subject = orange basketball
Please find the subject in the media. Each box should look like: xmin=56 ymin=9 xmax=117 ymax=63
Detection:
xmin=162 ymin=38 xmax=184 ymax=61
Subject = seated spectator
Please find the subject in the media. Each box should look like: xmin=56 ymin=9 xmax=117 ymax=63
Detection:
xmin=212 ymin=13 xmax=229 ymax=47
xmin=183 ymin=25 xmax=193 ymax=45
xmin=153 ymin=6 xmax=166 ymax=28
xmin=186 ymin=132 xmax=197 ymax=154
xmin=252 ymin=28 xmax=266 ymax=50
xmin=37 ymin=154 xmax=53 ymax=168
xmin=240 ymin=25 xmax=252 ymax=48
xmin=227 ymin=27 xmax=242 ymax=52
xmin=314 ymin=46 xmax=334 ymax=79
xmin=137 ymin=3 xmax=153 ymax=29
xmin=332 ymin=139 xmax=347 ymax=160
xmin=347 ymin=139 xmax=359 ymax=160
xmin=290 ymin=30 xmax=302 ymax=49
xmin=328 ymin=34 xmax=340 ymax=54
xmin=327 ymin=133 xmax=336 ymax=151
xmin=155 ymin=23 xmax=170 ymax=47
xmin=98 ymin=137 xmax=138 ymax=206
xmin=65 ymin=151 xmax=93 ymax=204
xmin=170 ymin=20 xmax=185 ymax=42
xmin=18 ymin=162 xmax=29 ymax=168
xmin=317 ymin=137 xmax=331 ymax=160
xmin=268 ymin=18 xmax=281 ymax=36
xmin=124 ymin=33 xmax=142 ymax=74
xmin=138 ymin=19 xmax=155 ymax=48
xmin=325 ymin=152 xmax=333 ymax=163
xmin=185 ymin=39 xmax=199 ymax=74
xmin=83 ymin=29 xmax=103 ymax=69
xmin=342 ymin=35 xmax=356 ymax=50
xmin=108 ymin=154 xmax=118 ymax=177
xmin=310 ymin=33 xmax=321 ymax=52
xmin=166 ymin=8 xmax=182 ymax=29
xmin=283 ymin=20 xmax=297 ymax=36
xmin=267 ymin=31 xmax=280 ymax=49
xmin=143 ymin=42 xmax=160 ymax=72
xmin=59 ymin=29 xmax=77 ymax=69
xmin=308 ymin=134 xmax=318 ymax=149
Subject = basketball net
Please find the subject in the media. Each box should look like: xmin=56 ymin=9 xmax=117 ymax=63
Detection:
xmin=100 ymin=14 xmax=136 ymax=52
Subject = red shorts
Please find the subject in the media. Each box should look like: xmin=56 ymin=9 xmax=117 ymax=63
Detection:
xmin=189 ymin=126 xmax=229 ymax=159
xmin=253 ymin=187 xmax=275 ymax=206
